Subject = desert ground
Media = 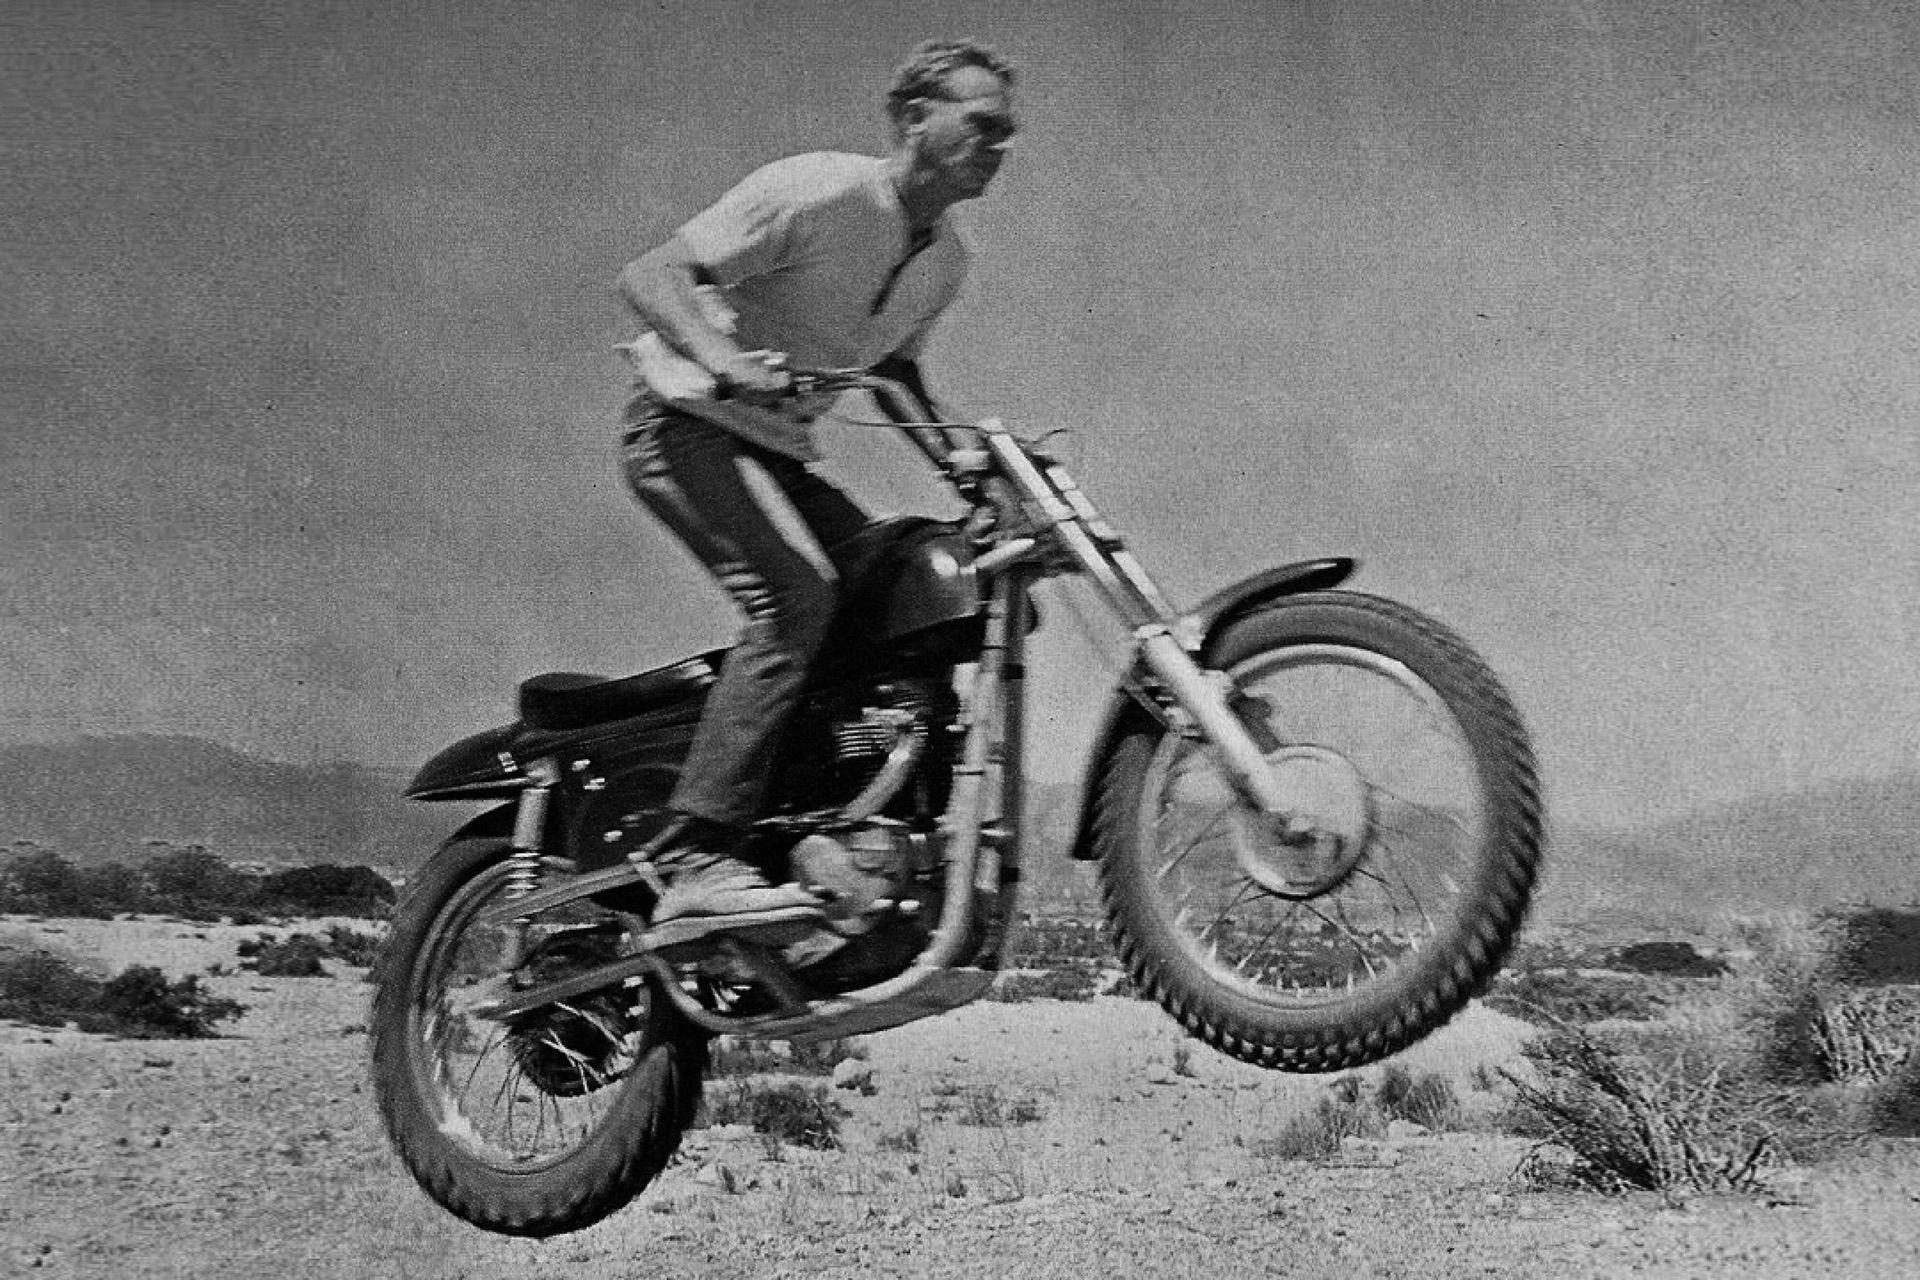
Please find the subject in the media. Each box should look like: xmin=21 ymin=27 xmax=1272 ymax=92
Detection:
xmin=4 ymin=914 xmax=1920 ymax=1280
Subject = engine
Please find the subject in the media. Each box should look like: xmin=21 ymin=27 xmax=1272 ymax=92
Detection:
xmin=771 ymin=674 xmax=958 ymax=938
xmin=774 ymin=675 xmax=956 ymax=824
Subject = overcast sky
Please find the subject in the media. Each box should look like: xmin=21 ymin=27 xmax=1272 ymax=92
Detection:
xmin=5 ymin=0 xmax=1919 ymax=830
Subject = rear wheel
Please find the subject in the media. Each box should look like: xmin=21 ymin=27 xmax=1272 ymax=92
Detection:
xmin=370 ymin=834 xmax=707 ymax=1236
xmin=1094 ymin=591 xmax=1542 ymax=1072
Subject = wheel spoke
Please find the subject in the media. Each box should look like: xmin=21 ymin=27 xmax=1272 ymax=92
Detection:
xmin=1127 ymin=635 xmax=1518 ymax=1012
xmin=402 ymin=865 xmax=651 ymax=1171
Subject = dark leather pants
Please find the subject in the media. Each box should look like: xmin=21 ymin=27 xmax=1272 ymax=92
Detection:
xmin=622 ymin=408 xmax=869 ymax=828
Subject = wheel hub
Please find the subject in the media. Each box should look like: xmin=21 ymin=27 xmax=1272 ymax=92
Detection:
xmin=1229 ymin=745 xmax=1371 ymax=898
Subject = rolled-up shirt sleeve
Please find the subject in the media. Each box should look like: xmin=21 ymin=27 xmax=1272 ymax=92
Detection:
xmin=677 ymin=166 xmax=798 ymax=286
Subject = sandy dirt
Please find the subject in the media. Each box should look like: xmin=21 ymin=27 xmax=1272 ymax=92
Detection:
xmin=4 ymin=915 xmax=1920 ymax=1279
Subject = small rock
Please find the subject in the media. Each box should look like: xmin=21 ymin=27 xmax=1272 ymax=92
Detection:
xmin=831 ymin=1059 xmax=875 ymax=1093
xmin=1385 ymin=1119 xmax=1430 ymax=1141
xmin=140 ymin=1057 xmax=173 ymax=1070
xmin=1144 ymin=1063 xmax=1178 ymax=1086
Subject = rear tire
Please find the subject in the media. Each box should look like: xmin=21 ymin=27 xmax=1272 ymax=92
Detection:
xmin=370 ymin=834 xmax=707 ymax=1236
xmin=1094 ymin=591 xmax=1542 ymax=1072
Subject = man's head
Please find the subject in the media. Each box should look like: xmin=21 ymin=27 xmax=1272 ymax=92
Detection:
xmin=886 ymin=39 xmax=1017 ymax=203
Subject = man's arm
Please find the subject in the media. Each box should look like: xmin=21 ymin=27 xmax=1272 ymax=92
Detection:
xmin=617 ymin=235 xmax=788 ymax=400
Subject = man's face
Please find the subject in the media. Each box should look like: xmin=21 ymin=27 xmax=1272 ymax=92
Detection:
xmin=911 ymin=65 xmax=1016 ymax=200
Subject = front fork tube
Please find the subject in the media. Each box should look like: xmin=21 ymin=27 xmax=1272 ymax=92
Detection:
xmin=933 ymin=569 xmax=1032 ymax=968
xmin=1136 ymin=627 xmax=1302 ymax=827
xmin=978 ymin=423 xmax=1292 ymax=828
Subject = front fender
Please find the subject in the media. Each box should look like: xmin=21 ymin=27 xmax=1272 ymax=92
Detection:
xmin=1063 ymin=557 xmax=1355 ymax=861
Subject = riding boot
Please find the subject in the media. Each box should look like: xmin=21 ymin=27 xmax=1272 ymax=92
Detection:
xmin=632 ymin=814 xmax=824 ymax=926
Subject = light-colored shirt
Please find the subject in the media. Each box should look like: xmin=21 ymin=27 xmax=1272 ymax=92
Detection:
xmin=634 ymin=152 xmax=969 ymax=460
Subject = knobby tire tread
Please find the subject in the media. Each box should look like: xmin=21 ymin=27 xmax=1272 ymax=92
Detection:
xmin=370 ymin=836 xmax=708 ymax=1236
xmin=1092 ymin=591 xmax=1543 ymax=1073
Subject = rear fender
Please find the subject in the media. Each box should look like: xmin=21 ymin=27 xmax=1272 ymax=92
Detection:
xmin=1064 ymin=557 xmax=1355 ymax=861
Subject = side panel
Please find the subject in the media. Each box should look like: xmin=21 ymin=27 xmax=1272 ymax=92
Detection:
xmin=1063 ymin=558 xmax=1356 ymax=861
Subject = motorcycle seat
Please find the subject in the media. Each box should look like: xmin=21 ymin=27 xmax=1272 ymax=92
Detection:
xmin=518 ymin=653 xmax=720 ymax=732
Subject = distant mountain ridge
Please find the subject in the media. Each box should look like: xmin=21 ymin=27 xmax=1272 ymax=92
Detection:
xmin=1540 ymin=770 xmax=1920 ymax=923
xmin=0 ymin=735 xmax=460 ymax=872
xmin=4 ymin=736 xmax=1917 ymax=921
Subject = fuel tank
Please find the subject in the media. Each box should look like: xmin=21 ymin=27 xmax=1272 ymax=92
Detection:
xmin=823 ymin=517 xmax=982 ymax=661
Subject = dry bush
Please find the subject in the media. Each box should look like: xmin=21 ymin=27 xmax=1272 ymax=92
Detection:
xmin=1717 ymin=911 xmax=1846 ymax=1084
xmin=1810 ymin=988 xmax=1920 ymax=1085
xmin=709 ymin=1036 xmax=867 ymax=1078
xmin=0 ymin=951 xmax=245 ymax=1039
xmin=1823 ymin=903 xmax=1920 ymax=984
xmin=1249 ymin=1067 xmax=1467 ymax=1165
xmin=320 ymin=923 xmax=384 ymax=968
xmin=1489 ymin=968 xmax=1666 ymax=1025
xmin=951 ymin=1082 xmax=1044 ymax=1128
xmin=1376 ymin=1063 xmax=1459 ymax=1129
xmin=1253 ymin=1085 xmax=1378 ymax=1162
xmin=238 ymin=932 xmax=329 ymax=977
xmin=1869 ymin=1045 xmax=1920 ymax=1135
xmin=1711 ymin=912 xmax=1920 ymax=1088
xmin=1502 ymin=1025 xmax=1780 ymax=1194
xmin=699 ymin=1079 xmax=845 ymax=1150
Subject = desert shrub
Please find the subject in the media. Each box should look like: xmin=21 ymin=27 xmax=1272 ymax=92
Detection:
xmin=0 ymin=951 xmax=244 ymax=1038
xmin=0 ymin=848 xmax=113 ymax=917
xmin=94 ymin=966 xmax=247 ymax=1038
xmin=2 ymin=844 xmax=401 ymax=923
xmin=257 ymin=864 xmax=395 ymax=918
xmin=1712 ymin=911 xmax=1916 ymax=1087
xmin=0 ymin=950 xmax=102 ymax=1020
xmin=989 ymin=965 xmax=1098 ymax=1003
xmin=1253 ymin=1083 xmax=1379 ymax=1162
xmin=700 ymin=1079 xmax=844 ymax=1150
xmin=787 ymin=1036 xmax=866 ymax=1074
xmin=1822 ymin=904 xmax=1920 ymax=985
xmin=239 ymin=932 xmax=330 ymax=977
xmin=76 ymin=861 xmax=148 ymax=915
xmin=321 ymin=923 xmax=384 ymax=968
xmin=952 ymin=1082 xmax=1044 ymax=1128
xmin=1808 ymin=988 xmax=1920 ymax=1085
xmin=1376 ymin=1064 xmax=1459 ymax=1130
xmin=708 ymin=1036 xmax=866 ymax=1078
xmin=145 ymin=845 xmax=248 ymax=918
xmin=1869 ymin=1046 xmax=1920 ymax=1135
xmin=1489 ymin=968 xmax=1666 ymax=1025
xmin=1501 ymin=1025 xmax=1782 ymax=1194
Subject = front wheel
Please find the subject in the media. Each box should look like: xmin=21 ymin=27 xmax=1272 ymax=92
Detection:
xmin=1094 ymin=591 xmax=1543 ymax=1072
xmin=369 ymin=833 xmax=707 ymax=1236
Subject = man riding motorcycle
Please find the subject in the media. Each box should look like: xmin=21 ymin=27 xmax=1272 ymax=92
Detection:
xmin=600 ymin=39 xmax=1019 ymax=940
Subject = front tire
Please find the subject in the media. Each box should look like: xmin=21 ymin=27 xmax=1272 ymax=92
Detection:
xmin=1094 ymin=592 xmax=1542 ymax=1072
xmin=370 ymin=834 xmax=707 ymax=1236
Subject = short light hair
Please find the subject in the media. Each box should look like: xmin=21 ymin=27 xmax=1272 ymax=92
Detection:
xmin=885 ymin=39 xmax=1015 ymax=135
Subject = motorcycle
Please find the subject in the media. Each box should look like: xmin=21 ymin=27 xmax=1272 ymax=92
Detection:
xmin=369 ymin=367 xmax=1543 ymax=1236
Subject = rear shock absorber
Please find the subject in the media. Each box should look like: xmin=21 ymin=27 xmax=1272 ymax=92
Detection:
xmin=500 ymin=758 xmax=559 ymax=963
